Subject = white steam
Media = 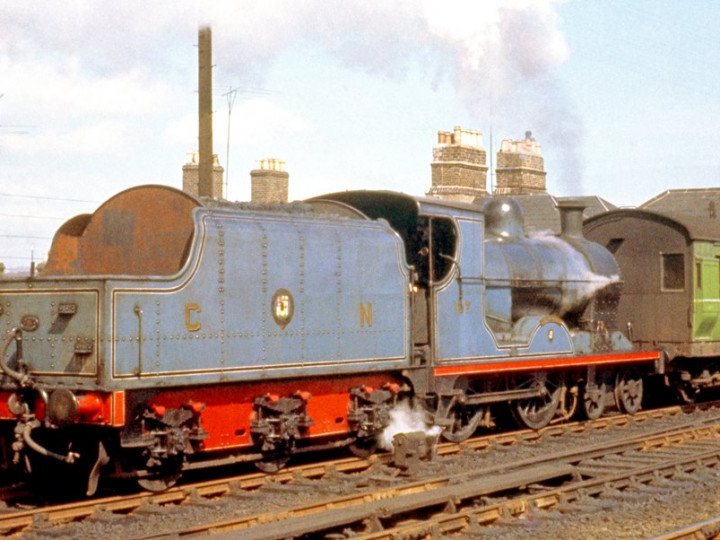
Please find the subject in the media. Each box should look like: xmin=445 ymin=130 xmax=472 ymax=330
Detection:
xmin=1 ymin=1 xmax=579 ymax=182
xmin=379 ymin=400 xmax=441 ymax=451
xmin=530 ymin=233 xmax=621 ymax=315
xmin=201 ymin=1 xmax=570 ymax=97
xmin=199 ymin=0 xmax=581 ymax=185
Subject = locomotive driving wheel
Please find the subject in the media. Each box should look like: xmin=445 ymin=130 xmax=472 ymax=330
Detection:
xmin=615 ymin=368 xmax=644 ymax=414
xmin=581 ymin=382 xmax=609 ymax=420
xmin=441 ymin=403 xmax=484 ymax=443
xmin=512 ymin=375 xmax=561 ymax=430
xmin=434 ymin=379 xmax=485 ymax=443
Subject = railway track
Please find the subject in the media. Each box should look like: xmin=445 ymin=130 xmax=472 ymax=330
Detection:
xmin=0 ymin=403 xmax=714 ymax=538
xmin=653 ymin=518 xmax=720 ymax=540
xmin=138 ymin=411 xmax=720 ymax=539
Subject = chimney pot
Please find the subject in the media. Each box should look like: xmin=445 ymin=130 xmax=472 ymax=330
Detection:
xmin=556 ymin=200 xmax=586 ymax=238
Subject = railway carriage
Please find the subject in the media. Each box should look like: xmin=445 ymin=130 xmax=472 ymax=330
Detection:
xmin=0 ymin=185 xmax=659 ymax=496
xmin=584 ymin=208 xmax=720 ymax=402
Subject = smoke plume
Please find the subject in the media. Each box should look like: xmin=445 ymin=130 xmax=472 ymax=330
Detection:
xmin=200 ymin=0 xmax=581 ymax=185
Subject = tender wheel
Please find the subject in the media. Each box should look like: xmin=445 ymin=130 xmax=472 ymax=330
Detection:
xmin=349 ymin=436 xmax=378 ymax=458
xmin=513 ymin=385 xmax=561 ymax=430
xmin=136 ymin=453 xmax=184 ymax=492
xmin=581 ymin=383 xmax=608 ymax=420
xmin=615 ymin=369 xmax=644 ymax=414
xmin=255 ymin=454 xmax=290 ymax=473
xmin=442 ymin=405 xmax=484 ymax=443
xmin=137 ymin=470 xmax=182 ymax=492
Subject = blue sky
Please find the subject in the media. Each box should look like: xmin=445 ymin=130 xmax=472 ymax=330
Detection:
xmin=1 ymin=0 xmax=719 ymax=266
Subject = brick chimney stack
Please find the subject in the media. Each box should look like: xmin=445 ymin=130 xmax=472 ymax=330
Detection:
xmin=183 ymin=151 xmax=224 ymax=198
xmin=495 ymin=131 xmax=546 ymax=195
xmin=251 ymin=158 xmax=289 ymax=203
xmin=427 ymin=126 xmax=488 ymax=203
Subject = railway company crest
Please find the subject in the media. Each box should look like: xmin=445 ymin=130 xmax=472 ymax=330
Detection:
xmin=271 ymin=288 xmax=294 ymax=329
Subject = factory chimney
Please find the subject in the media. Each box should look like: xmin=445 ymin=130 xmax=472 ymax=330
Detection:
xmin=198 ymin=26 xmax=216 ymax=198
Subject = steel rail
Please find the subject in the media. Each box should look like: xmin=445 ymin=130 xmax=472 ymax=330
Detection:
xmin=0 ymin=403 xmax=708 ymax=536
xmin=355 ymin=442 xmax=720 ymax=539
xmin=651 ymin=517 xmax=720 ymax=540
xmin=136 ymin=414 xmax=720 ymax=539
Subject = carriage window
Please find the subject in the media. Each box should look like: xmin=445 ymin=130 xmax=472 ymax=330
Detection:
xmin=662 ymin=253 xmax=685 ymax=291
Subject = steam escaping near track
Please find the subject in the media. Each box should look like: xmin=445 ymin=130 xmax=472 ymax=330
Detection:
xmin=378 ymin=401 xmax=441 ymax=451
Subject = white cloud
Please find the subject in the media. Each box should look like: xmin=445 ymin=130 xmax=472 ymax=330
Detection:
xmin=6 ymin=121 xmax=131 ymax=155
xmin=162 ymin=97 xmax=312 ymax=149
xmin=232 ymin=97 xmax=313 ymax=145
xmin=0 ymin=0 xmax=577 ymax=263
xmin=0 ymin=1 xmax=196 ymax=76
xmin=3 ymin=60 xmax=166 ymax=121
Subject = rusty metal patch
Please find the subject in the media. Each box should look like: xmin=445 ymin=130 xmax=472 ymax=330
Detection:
xmin=271 ymin=288 xmax=294 ymax=329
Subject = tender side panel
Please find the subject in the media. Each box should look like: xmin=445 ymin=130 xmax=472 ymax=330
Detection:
xmin=0 ymin=288 xmax=100 ymax=379
xmin=111 ymin=211 xmax=410 ymax=381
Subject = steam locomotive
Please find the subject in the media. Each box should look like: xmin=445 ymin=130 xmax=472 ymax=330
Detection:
xmin=0 ymin=185 xmax=659 ymax=496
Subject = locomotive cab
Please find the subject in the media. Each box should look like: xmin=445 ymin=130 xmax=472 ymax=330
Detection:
xmin=308 ymin=191 xmax=461 ymax=356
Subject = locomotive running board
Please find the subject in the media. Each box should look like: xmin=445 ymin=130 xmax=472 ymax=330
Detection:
xmin=434 ymin=350 xmax=661 ymax=377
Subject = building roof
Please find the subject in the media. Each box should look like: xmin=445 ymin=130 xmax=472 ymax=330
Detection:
xmin=474 ymin=193 xmax=616 ymax=235
xmin=584 ymin=207 xmax=720 ymax=243
xmin=641 ymin=188 xmax=720 ymax=221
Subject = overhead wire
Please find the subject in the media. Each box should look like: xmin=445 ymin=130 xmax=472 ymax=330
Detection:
xmin=0 ymin=192 xmax=99 ymax=204
xmin=0 ymin=193 xmax=94 ymax=263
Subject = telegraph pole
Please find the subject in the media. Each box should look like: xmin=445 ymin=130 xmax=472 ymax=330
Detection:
xmin=198 ymin=27 xmax=214 ymax=198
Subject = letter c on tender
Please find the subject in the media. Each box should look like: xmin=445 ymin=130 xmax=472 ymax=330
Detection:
xmin=185 ymin=302 xmax=202 ymax=332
